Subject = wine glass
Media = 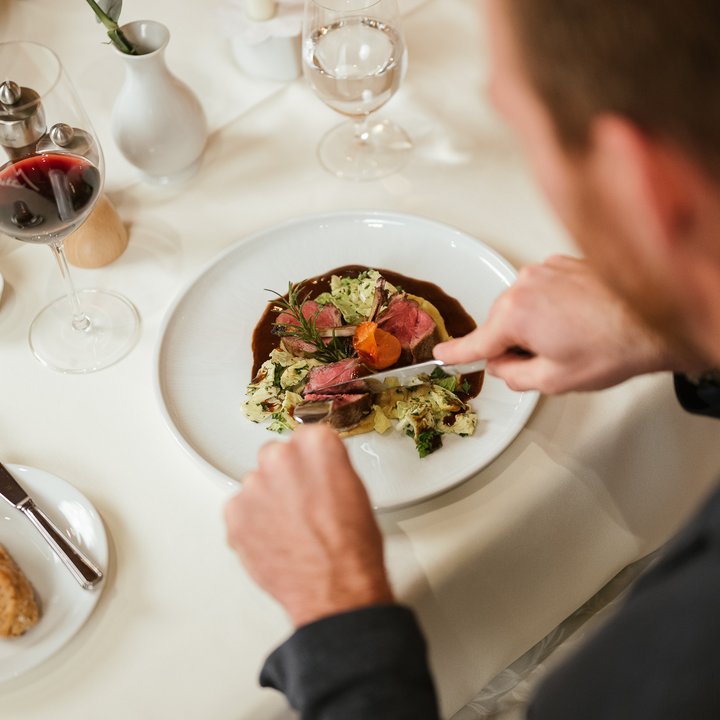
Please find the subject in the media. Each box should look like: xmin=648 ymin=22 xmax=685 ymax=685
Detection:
xmin=0 ymin=41 xmax=139 ymax=373
xmin=302 ymin=0 xmax=412 ymax=181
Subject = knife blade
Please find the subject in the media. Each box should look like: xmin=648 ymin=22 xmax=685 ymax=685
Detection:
xmin=322 ymin=358 xmax=488 ymax=395
xmin=294 ymin=358 xmax=488 ymax=425
xmin=0 ymin=462 xmax=103 ymax=590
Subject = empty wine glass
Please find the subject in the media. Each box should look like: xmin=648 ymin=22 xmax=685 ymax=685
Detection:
xmin=0 ymin=41 xmax=139 ymax=373
xmin=302 ymin=0 xmax=412 ymax=181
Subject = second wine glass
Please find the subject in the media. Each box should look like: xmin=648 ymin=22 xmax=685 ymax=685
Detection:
xmin=303 ymin=0 xmax=412 ymax=181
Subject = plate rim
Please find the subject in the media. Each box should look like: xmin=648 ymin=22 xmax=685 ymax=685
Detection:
xmin=0 ymin=463 xmax=108 ymax=683
xmin=154 ymin=209 xmax=540 ymax=507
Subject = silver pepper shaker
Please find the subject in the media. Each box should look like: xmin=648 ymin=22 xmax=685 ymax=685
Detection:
xmin=36 ymin=122 xmax=100 ymax=166
xmin=0 ymin=80 xmax=46 ymax=162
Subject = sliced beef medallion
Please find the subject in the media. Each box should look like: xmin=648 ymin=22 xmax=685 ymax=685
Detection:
xmin=275 ymin=301 xmax=343 ymax=357
xmin=377 ymin=295 xmax=439 ymax=362
xmin=301 ymin=392 xmax=373 ymax=430
xmin=303 ymin=357 xmax=366 ymax=395
xmin=301 ymin=358 xmax=371 ymax=429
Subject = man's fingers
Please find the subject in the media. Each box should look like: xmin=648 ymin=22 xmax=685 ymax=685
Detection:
xmin=294 ymin=425 xmax=369 ymax=502
xmin=294 ymin=423 xmax=345 ymax=460
xmin=434 ymin=321 xmax=521 ymax=365
xmin=257 ymin=437 xmax=299 ymax=479
xmin=544 ymin=254 xmax=583 ymax=271
xmin=488 ymin=355 xmax=564 ymax=394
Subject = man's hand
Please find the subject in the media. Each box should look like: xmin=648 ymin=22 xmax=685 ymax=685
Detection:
xmin=224 ymin=424 xmax=394 ymax=628
xmin=435 ymin=255 xmax=679 ymax=394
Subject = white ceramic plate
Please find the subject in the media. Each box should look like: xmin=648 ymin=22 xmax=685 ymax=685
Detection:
xmin=156 ymin=211 xmax=539 ymax=509
xmin=0 ymin=465 xmax=107 ymax=682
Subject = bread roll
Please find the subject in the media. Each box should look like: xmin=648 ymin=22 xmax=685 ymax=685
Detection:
xmin=0 ymin=544 xmax=40 ymax=637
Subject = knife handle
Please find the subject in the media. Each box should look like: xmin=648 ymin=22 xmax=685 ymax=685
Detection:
xmin=22 ymin=501 xmax=104 ymax=589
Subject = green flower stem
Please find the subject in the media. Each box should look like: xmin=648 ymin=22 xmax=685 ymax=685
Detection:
xmin=84 ymin=0 xmax=138 ymax=54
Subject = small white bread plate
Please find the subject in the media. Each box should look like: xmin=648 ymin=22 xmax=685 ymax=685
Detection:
xmin=156 ymin=211 xmax=539 ymax=509
xmin=0 ymin=464 xmax=107 ymax=682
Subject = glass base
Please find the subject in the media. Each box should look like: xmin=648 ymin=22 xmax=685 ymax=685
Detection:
xmin=318 ymin=118 xmax=412 ymax=181
xmin=29 ymin=289 xmax=140 ymax=374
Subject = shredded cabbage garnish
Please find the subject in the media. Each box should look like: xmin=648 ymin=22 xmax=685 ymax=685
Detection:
xmin=315 ymin=269 xmax=397 ymax=324
xmin=244 ymin=348 xmax=322 ymax=432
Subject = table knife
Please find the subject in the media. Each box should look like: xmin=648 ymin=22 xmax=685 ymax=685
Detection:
xmin=0 ymin=462 xmax=103 ymax=590
xmin=323 ymin=358 xmax=488 ymax=394
xmin=295 ymin=359 xmax=487 ymax=424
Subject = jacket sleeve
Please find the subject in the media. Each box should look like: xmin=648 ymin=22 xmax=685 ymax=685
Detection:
xmin=674 ymin=373 xmax=720 ymax=418
xmin=260 ymin=604 xmax=440 ymax=720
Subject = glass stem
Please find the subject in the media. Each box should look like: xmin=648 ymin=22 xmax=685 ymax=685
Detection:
xmin=49 ymin=240 xmax=91 ymax=332
xmin=353 ymin=115 xmax=372 ymax=145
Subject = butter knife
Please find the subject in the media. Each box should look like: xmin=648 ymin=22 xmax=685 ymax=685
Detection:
xmin=0 ymin=462 xmax=103 ymax=589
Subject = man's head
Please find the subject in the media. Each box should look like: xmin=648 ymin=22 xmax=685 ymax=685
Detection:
xmin=504 ymin=0 xmax=720 ymax=180
xmin=487 ymin=0 xmax=720 ymax=367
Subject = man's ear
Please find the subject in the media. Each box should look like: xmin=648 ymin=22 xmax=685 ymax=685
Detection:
xmin=588 ymin=114 xmax=700 ymax=251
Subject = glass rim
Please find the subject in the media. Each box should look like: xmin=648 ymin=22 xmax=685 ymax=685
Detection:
xmin=0 ymin=40 xmax=63 ymax=114
xmin=309 ymin=0 xmax=385 ymax=12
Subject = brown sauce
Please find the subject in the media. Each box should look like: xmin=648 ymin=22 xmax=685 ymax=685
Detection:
xmin=251 ymin=265 xmax=484 ymax=398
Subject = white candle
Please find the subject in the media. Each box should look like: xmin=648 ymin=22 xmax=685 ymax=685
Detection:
xmin=245 ymin=0 xmax=277 ymax=21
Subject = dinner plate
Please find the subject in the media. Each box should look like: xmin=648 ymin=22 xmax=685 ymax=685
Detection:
xmin=155 ymin=211 xmax=539 ymax=509
xmin=0 ymin=464 xmax=107 ymax=682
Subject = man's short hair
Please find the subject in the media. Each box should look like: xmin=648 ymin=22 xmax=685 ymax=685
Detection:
xmin=507 ymin=0 xmax=720 ymax=177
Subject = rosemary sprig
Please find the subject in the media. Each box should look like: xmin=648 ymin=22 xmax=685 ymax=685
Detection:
xmin=268 ymin=282 xmax=353 ymax=364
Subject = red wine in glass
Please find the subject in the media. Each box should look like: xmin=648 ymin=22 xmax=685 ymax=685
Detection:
xmin=1 ymin=40 xmax=139 ymax=373
xmin=0 ymin=152 xmax=101 ymax=244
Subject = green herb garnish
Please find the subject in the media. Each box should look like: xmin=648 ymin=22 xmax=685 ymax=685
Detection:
xmin=430 ymin=367 xmax=474 ymax=396
xmin=269 ymin=412 xmax=293 ymax=433
xmin=415 ymin=429 xmax=443 ymax=458
xmin=430 ymin=366 xmax=458 ymax=392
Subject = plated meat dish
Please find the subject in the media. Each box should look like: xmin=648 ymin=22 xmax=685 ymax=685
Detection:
xmin=244 ymin=266 xmax=483 ymax=457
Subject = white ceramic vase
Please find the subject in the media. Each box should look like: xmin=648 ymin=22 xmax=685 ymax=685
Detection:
xmin=111 ymin=21 xmax=207 ymax=184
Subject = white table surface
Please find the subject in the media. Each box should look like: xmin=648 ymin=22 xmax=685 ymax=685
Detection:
xmin=2 ymin=1 xmax=720 ymax=718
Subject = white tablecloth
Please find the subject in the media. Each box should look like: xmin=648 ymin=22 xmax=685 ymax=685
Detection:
xmin=2 ymin=1 xmax=719 ymax=718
